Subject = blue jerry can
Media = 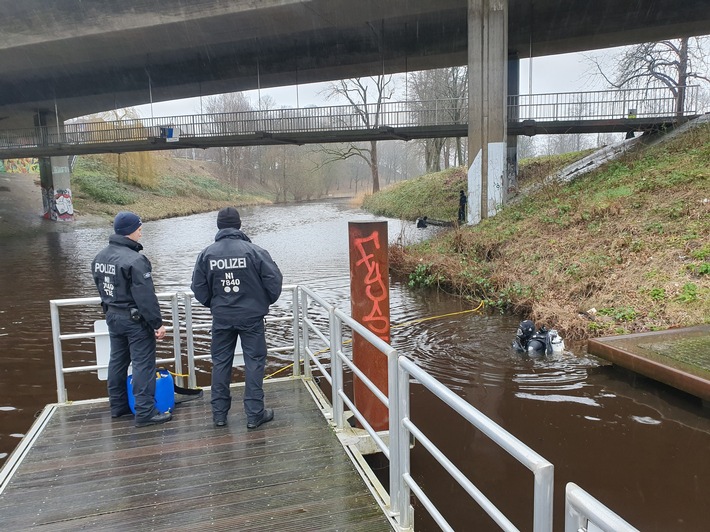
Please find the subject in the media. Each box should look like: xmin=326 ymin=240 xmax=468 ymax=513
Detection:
xmin=127 ymin=368 xmax=175 ymax=414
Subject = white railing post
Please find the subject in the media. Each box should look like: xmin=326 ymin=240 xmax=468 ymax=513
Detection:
xmin=533 ymin=463 xmax=555 ymax=532
xmin=183 ymin=292 xmax=197 ymax=389
xmin=332 ymin=312 xmax=345 ymax=430
xmin=170 ymin=293 xmax=184 ymax=388
xmin=397 ymin=357 xmax=412 ymax=529
xmin=291 ymin=285 xmax=301 ymax=378
xmin=49 ymin=301 xmax=67 ymax=403
xmin=299 ymin=288 xmax=309 ymax=378
xmin=387 ymin=347 xmax=400 ymax=519
xmin=565 ymin=483 xmax=640 ymax=532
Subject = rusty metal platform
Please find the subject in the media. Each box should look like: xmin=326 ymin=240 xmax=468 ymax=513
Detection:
xmin=588 ymin=325 xmax=710 ymax=401
xmin=0 ymin=378 xmax=392 ymax=531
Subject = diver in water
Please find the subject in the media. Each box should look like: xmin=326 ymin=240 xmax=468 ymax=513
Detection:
xmin=513 ymin=320 xmax=565 ymax=355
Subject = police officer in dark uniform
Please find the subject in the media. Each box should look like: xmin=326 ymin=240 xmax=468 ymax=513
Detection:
xmin=458 ymin=189 xmax=467 ymax=223
xmin=191 ymin=207 xmax=283 ymax=429
xmin=92 ymin=211 xmax=171 ymax=428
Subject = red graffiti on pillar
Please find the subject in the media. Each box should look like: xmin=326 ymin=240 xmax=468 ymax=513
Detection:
xmin=348 ymin=221 xmax=390 ymax=431
xmin=352 ymin=230 xmax=390 ymax=341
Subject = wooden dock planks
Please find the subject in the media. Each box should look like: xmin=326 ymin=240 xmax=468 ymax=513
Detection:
xmin=0 ymin=378 xmax=392 ymax=531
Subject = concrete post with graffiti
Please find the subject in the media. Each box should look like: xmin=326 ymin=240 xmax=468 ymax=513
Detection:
xmin=39 ymin=156 xmax=74 ymax=221
xmin=35 ymin=109 xmax=75 ymax=221
xmin=348 ymin=221 xmax=391 ymax=432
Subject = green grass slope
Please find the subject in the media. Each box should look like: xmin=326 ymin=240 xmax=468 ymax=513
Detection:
xmin=71 ymin=154 xmax=269 ymax=221
xmin=375 ymin=127 xmax=710 ymax=340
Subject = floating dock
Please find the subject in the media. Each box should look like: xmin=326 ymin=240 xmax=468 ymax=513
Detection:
xmin=0 ymin=378 xmax=392 ymax=531
xmin=588 ymin=325 xmax=710 ymax=401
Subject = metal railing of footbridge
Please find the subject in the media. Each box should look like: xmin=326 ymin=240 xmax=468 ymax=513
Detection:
xmin=513 ymin=85 xmax=699 ymax=122
xmin=0 ymin=86 xmax=700 ymax=157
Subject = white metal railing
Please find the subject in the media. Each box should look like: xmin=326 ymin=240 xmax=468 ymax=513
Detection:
xmin=48 ymin=285 xmax=298 ymax=401
xmin=0 ymin=87 xmax=700 ymax=153
xmin=565 ymin=483 xmax=639 ymax=532
xmin=296 ymin=286 xmax=638 ymax=532
xmin=513 ymin=85 xmax=699 ymax=122
xmin=180 ymin=286 xmax=299 ymax=389
xmin=49 ymin=292 xmax=183 ymax=403
xmin=397 ymin=356 xmax=553 ymax=531
xmin=47 ymin=286 xmax=637 ymax=531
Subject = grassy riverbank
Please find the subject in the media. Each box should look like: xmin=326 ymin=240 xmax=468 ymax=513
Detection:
xmin=71 ymin=154 xmax=269 ymax=222
xmin=367 ymin=127 xmax=710 ymax=341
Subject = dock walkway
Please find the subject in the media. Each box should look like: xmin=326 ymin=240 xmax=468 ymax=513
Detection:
xmin=0 ymin=378 xmax=391 ymax=531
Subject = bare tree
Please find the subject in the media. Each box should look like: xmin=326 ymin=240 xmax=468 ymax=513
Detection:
xmin=590 ymin=37 xmax=710 ymax=116
xmin=203 ymin=92 xmax=256 ymax=190
xmin=517 ymin=135 xmax=537 ymax=160
xmin=321 ymin=76 xmax=395 ymax=193
xmin=89 ymin=108 xmax=156 ymax=187
xmin=408 ymin=67 xmax=468 ymax=172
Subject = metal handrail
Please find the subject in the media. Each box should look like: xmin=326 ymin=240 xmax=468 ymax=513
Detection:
xmin=0 ymin=87 xmax=700 ymax=152
xmin=565 ymin=483 xmax=639 ymax=532
xmin=47 ymin=286 xmax=638 ymax=531
xmin=396 ymin=356 xmax=554 ymax=531
xmin=48 ymin=286 xmax=298 ymax=401
xmin=513 ymin=85 xmax=699 ymax=121
xmin=49 ymin=292 xmax=181 ymax=403
xmin=180 ymin=286 xmax=298 ymax=374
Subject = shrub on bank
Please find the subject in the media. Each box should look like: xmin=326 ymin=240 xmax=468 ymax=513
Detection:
xmin=72 ymin=172 xmax=136 ymax=205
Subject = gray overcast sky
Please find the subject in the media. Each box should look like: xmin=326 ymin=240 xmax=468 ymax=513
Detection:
xmin=133 ymin=48 xmax=618 ymax=118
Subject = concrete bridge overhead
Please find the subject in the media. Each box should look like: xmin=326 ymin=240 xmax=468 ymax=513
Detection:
xmin=1 ymin=0 xmax=709 ymax=129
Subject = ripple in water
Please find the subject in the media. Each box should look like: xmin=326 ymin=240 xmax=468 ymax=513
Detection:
xmin=631 ymin=415 xmax=662 ymax=425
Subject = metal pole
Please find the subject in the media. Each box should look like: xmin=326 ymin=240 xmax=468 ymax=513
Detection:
xmin=333 ymin=313 xmax=344 ymax=430
xmin=291 ymin=286 xmax=301 ymax=377
xmin=300 ymin=289 xmax=309 ymax=378
xmin=398 ymin=357 xmax=412 ymax=528
xmin=171 ymin=293 xmax=184 ymax=387
xmin=348 ymin=221 xmax=391 ymax=431
xmin=183 ymin=293 xmax=197 ymax=389
xmin=388 ymin=348 xmax=401 ymax=519
xmin=49 ymin=301 xmax=67 ymax=403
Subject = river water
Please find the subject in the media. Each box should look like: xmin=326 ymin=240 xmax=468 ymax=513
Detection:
xmin=1 ymin=200 xmax=709 ymax=531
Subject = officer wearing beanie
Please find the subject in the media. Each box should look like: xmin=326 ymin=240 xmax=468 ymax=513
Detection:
xmin=91 ymin=211 xmax=171 ymax=428
xmin=191 ymin=207 xmax=283 ymax=429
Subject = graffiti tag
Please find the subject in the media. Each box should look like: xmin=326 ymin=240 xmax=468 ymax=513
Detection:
xmin=353 ymin=230 xmax=389 ymax=337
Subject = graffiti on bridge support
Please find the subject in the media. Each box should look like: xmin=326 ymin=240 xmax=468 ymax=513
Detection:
xmin=348 ymin=221 xmax=390 ymax=432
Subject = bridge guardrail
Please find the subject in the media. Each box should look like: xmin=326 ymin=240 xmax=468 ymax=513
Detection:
xmin=0 ymin=87 xmax=700 ymax=155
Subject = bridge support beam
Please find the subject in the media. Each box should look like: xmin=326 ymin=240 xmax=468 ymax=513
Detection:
xmin=466 ymin=0 xmax=508 ymax=224
xmin=35 ymin=111 xmax=74 ymax=221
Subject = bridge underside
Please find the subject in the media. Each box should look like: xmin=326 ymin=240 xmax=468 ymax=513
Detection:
xmin=0 ymin=118 xmax=692 ymax=159
xmin=1 ymin=0 xmax=709 ymax=128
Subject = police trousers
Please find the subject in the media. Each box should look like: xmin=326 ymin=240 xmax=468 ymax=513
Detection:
xmin=106 ymin=313 xmax=158 ymax=422
xmin=210 ymin=318 xmax=267 ymax=423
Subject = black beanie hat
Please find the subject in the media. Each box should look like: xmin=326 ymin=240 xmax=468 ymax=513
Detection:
xmin=217 ymin=207 xmax=241 ymax=229
xmin=114 ymin=211 xmax=142 ymax=236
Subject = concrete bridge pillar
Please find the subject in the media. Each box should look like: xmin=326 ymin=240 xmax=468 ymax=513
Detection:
xmin=506 ymin=53 xmax=520 ymax=199
xmin=466 ymin=0 xmax=508 ymax=224
xmin=35 ymin=111 xmax=74 ymax=221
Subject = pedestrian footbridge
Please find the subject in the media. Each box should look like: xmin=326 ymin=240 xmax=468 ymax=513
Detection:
xmin=0 ymin=87 xmax=701 ymax=159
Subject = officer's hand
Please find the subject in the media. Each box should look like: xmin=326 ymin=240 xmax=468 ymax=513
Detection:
xmin=155 ymin=325 xmax=166 ymax=339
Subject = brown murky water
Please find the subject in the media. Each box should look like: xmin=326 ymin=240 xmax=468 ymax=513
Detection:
xmin=1 ymin=201 xmax=708 ymax=531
